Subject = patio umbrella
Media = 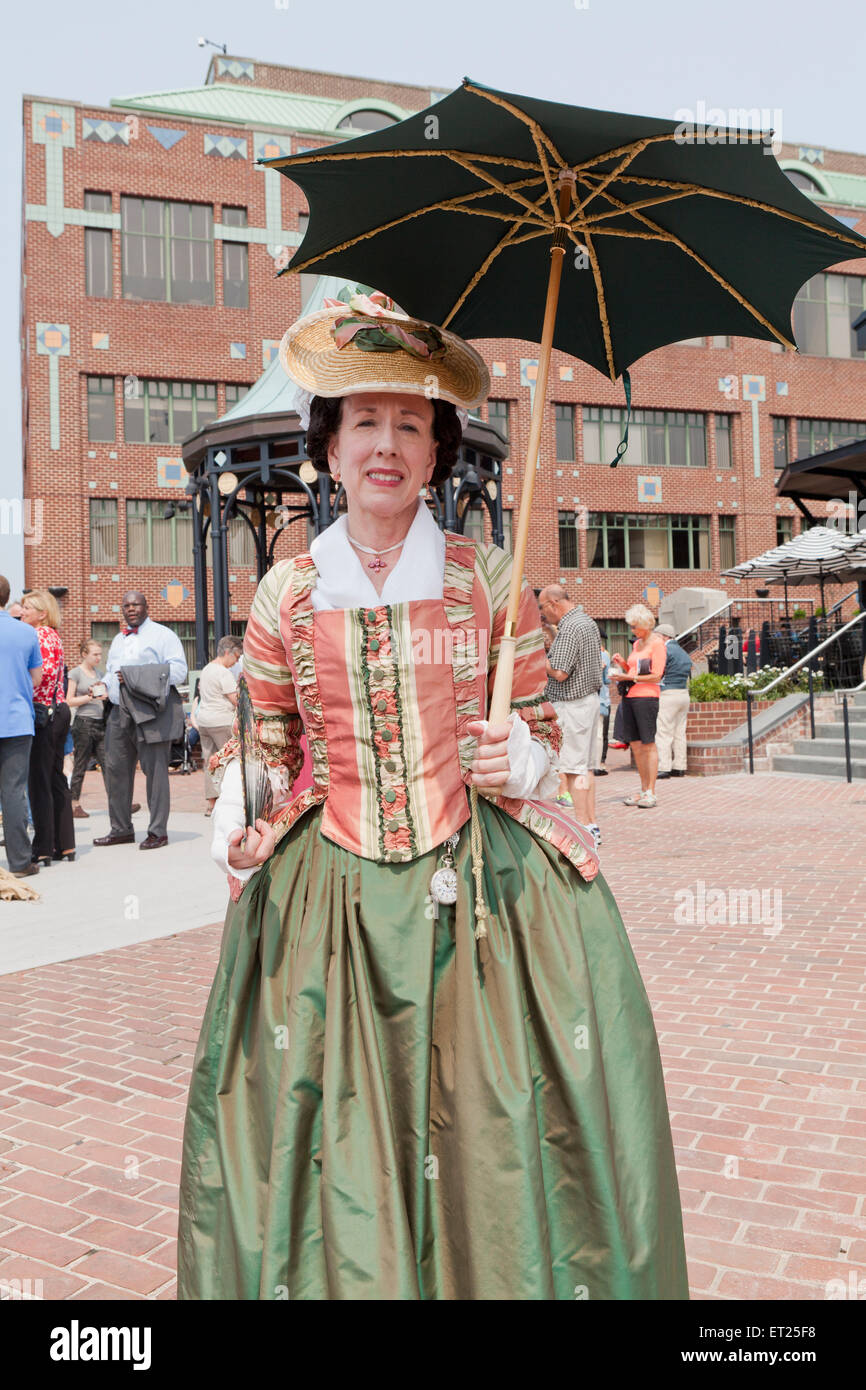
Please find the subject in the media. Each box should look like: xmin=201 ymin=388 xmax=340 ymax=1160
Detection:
xmin=264 ymin=77 xmax=866 ymax=720
xmin=721 ymin=525 xmax=866 ymax=613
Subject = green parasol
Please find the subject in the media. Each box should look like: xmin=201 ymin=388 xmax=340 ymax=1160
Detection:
xmin=264 ymin=77 xmax=866 ymax=721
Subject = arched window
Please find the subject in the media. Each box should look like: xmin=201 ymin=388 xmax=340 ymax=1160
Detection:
xmin=336 ymin=108 xmax=398 ymax=133
xmin=784 ymin=169 xmax=822 ymax=193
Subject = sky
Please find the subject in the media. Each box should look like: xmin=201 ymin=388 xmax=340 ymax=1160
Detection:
xmin=2 ymin=0 xmax=864 ymax=589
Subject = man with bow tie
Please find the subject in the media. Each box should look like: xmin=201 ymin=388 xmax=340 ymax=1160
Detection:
xmin=96 ymin=591 xmax=187 ymax=850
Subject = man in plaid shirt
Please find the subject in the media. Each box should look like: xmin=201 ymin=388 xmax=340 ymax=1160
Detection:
xmin=539 ymin=585 xmax=603 ymax=845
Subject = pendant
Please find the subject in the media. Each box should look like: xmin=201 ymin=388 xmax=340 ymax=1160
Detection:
xmin=429 ymin=833 xmax=460 ymax=914
xmin=368 ymin=555 xmax=386 ymax=571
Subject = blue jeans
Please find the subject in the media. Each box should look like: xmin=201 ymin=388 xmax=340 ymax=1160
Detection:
xmin=0 ymin=734 xmax=33 ymax=871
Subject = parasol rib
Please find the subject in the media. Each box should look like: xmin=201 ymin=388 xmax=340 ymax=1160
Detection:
xmin=461 ymin=80 xmax=569 ymax=172
xmin=283 ymin=176 xmax=551 ymax=274
xmin=574 ymin=229 xmax=617 ymax=381
xmin=585 ymin=183 xmax=798 ymax=348
xmin=575 ymin=138 xmax=651 ymax=215
xmin=264 ymin=147 xmax=542 ymax=173
xmin=443 ymin=152 xmax=557 ymax=223
xmin=578 ymin=171 xmax=866 ymax=254
xmin=441 ymin=186 xmax=555 ymax=326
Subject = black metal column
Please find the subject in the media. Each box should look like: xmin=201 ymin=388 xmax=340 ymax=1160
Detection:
xmin=191 ymin=483 xmax=210 ymax=669
xmin=208 ymin=450 xmax=229 ymax=643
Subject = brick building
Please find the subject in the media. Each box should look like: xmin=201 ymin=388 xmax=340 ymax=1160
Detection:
xmin=21 ymin=56 xmax=866 ymax=663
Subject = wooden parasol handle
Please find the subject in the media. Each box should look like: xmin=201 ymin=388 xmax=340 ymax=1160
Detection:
xmin=488 ymin=176 xmax=574 ymax=725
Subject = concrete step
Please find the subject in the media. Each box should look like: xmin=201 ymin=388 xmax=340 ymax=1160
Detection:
xmin=812 ymin=721 xmax=866 ymax=741
xmin=771 ymin=753 xmax=866 ymax=779
xmin=790 ymin=737 xmax=866 ymax=758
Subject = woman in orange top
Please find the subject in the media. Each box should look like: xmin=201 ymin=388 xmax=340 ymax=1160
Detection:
xmin=609 ymin=603 xmax=666 ymax=808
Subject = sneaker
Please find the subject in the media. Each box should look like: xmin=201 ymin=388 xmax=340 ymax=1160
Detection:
xmin=622 ymin=792 xmax=642 ymax=806
xmin=593 ymin=767 xmax=609 ymax=777
xmin=554 ymin=793 xmax=574 ymax=807
xmin=587 ymin=822 xmax=602 ymax=848
xmin=609 ymin=740 xmax=628 ymax=750
xmin=637 ymin=791 xmax=657 ymax=808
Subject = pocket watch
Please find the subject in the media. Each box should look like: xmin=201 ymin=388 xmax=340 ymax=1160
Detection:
xmin=429 ymin=832 xmax=460 ymax=908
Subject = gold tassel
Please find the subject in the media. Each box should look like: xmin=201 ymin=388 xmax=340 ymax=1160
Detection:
xmin=469 ymin=783 xmax=488 ymax=941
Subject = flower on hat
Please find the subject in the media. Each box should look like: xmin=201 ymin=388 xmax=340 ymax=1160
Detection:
xmin=324 ymin=285 xmax=445 ymax=361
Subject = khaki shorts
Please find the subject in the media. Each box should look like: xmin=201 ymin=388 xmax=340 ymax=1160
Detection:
xmin=552 ymin=694 xmax=600 ymax=775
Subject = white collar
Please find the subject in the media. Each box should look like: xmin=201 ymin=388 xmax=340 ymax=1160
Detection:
xmin=309 ymin=496 xmax=445 ymax=610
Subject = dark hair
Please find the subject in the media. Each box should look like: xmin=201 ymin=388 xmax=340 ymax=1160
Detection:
xmin=305 ymin=395 xmax=462 ymax=487
xmin=0 ymin=575 xmax=9 ymax=608
xmin=597 ymin=627 xmax=608 ymax=641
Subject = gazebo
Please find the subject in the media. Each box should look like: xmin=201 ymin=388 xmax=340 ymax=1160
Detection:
xmin=180 ymin=286 xmax=508 ymax=667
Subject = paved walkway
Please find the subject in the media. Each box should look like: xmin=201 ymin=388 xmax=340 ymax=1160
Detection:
xmin=0 ymin=761 xmax=864 ymax=1300
xmin=1 ymin=769 xmax=228 ymax=974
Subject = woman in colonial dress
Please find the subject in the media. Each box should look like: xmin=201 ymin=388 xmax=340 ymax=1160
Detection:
xmin=176 ymin=292 xmax=689 ymax=1301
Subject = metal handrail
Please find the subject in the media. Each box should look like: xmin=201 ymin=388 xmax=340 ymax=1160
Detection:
xmin=745 ymin=609 xmax=866 ymax=778
xmin=674 ymin=598 xmax=733 ymax=644
xmin=828 ymin=586 xmax=859 ymax=616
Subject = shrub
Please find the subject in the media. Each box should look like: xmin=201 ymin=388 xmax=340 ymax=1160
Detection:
xmin=689 ymin=667 xmax=824 ymax=702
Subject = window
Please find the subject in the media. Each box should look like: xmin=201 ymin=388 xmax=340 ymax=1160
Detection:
xmin=221 ymin=207 xmax=248 ymax=308
xmin=172 ymin=621 xmax=245 ymax=675
xmin=554 ymin=404 xmax=575 ymax=460
xmin=457 ymin=505 xmax=511 ymax=550
xmin=487 ymin=399 xmax=510 ymax=439
xmin=785 ymin=169 xmax=822 ymax=193
xmin=87 ymin=377 xmax=115 ymax=442
xmin=124 ymin=380 xmax=218 ymax=443
xmin=126 ymin=499 xmax=196 ymax=566
xmin=225 ymin=384 xmax=250 ymax=409
xmin=558 ymin=510 xmax=580 ymax=568
xmin=676 ymin=337 xmax=704 ymax=346
xmin=718 ymin=515 xmax=737 ymax=570
xmin=227 ymin=513 xmax=256 ymax=567
xmin=89 ymin=499 xmax=118 ymax=565
xmin=710 ymin=336 xmax=731 ymax=348
xmin=582 ymin=407 xmax=707 ymax=467
xmin=121 ymin=198 xmax=213 ymax=304
xmin=336 ymin=109 xmax=398 ymax=132
xmin=777 ymin=515 xmax=795 ymax=547
xmin=793 ymin=272 xmax=866 ymax=358
xmin=772 ymin=416 xmax=790 ymax=469
xmin=84 ymin=192 xmax=112 ymax=298
xmin=715 ymin=414 xmax=733 ymax=469
xmin=296 ymin=213 xmax=319 ymax=311
xmin=794 ymin=417 xmax=866 ymax=460
xmin=586 ymin=513 xmax=710 ymax=569
xmin=599 ymin=620 xmax=631 ymax=662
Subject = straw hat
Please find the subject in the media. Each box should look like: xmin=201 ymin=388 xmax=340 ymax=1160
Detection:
xmin=279 ymin=298 xmax=489 ymax=414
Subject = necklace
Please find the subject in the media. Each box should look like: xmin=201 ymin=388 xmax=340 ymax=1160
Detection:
xmin=347 ymin=532 xmax=407 ymax=572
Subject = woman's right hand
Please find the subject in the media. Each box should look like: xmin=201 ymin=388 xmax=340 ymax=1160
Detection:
xmin=226 ymin=818 xmax=276 ymax=870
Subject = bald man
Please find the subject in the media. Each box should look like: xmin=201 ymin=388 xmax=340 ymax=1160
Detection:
xmin=538 ymin=585 xmax=603 ymax=842
xmin=96 ymin=591 xmax=187 ymax=849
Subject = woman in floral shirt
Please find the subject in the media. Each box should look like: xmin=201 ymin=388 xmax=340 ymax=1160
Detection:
xmin=21 ymin=589 xmax=75 ymax=864
xmin=177 ymin=295 xmax=688 ymax=1302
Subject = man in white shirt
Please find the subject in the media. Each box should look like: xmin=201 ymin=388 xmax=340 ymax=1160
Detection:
xmin=95 ymin=591 xmax=188 ymax=849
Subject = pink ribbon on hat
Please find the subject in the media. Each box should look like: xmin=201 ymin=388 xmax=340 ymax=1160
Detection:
xmin=324 ymin=291 xmax=444 ymax=360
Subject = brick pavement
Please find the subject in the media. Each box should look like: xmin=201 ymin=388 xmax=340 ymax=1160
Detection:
xmin=1 ymin=760 xmax=864 ymax=1300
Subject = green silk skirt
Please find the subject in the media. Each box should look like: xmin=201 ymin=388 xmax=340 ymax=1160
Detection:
xmin=177 ymin=800 xmax=689 ymax=1300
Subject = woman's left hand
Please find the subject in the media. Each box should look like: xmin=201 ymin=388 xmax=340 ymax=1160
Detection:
xmin=467 ymin=719 xmax=512 ymax=788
